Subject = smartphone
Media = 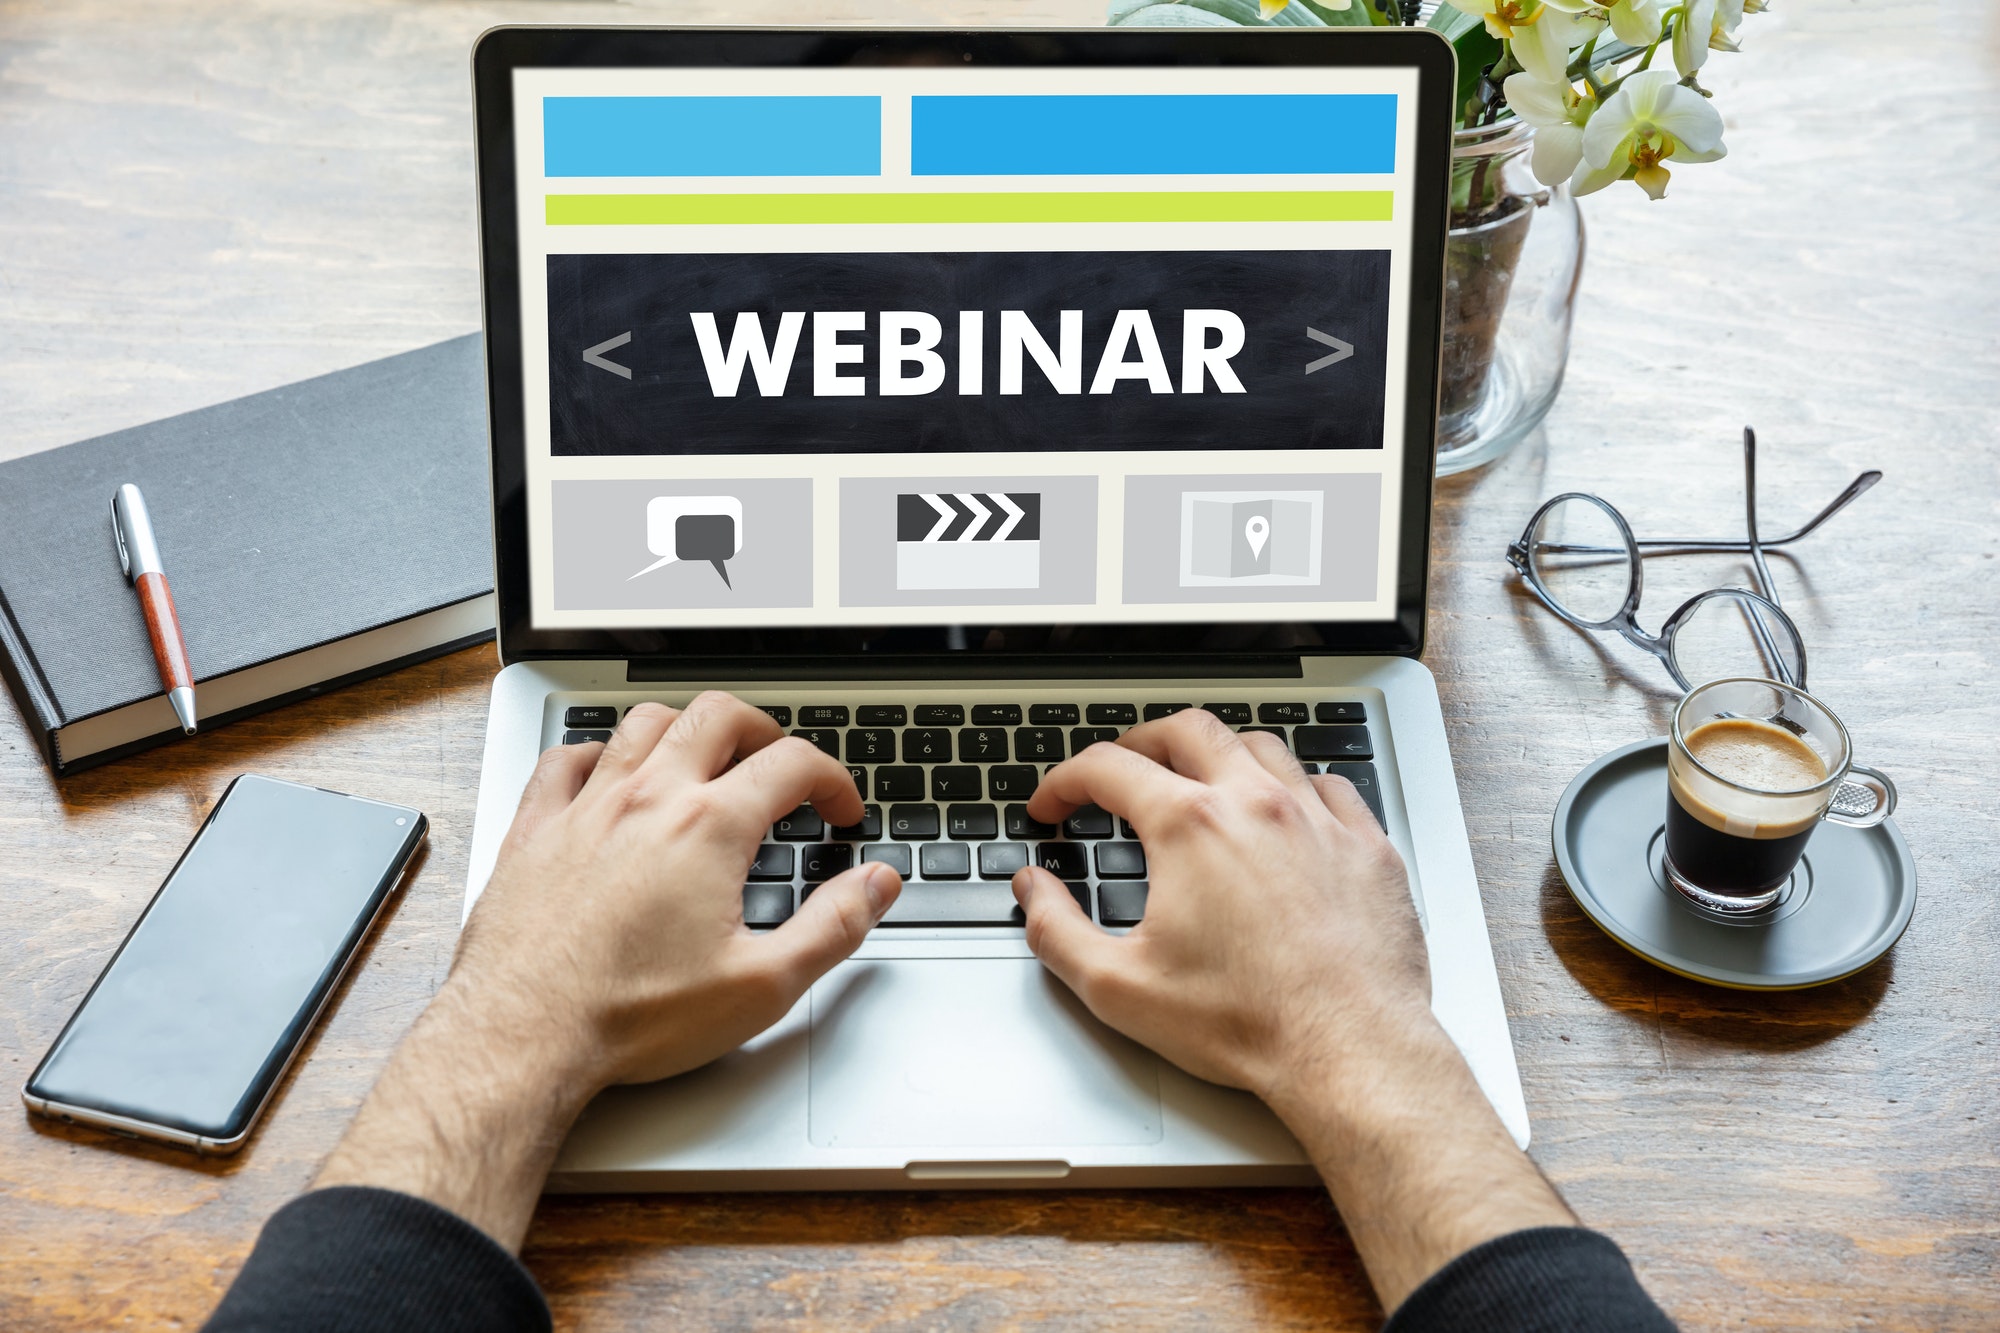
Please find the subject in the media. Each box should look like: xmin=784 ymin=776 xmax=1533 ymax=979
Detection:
xmin=23 ymin=774 xmax=427 ymax=1154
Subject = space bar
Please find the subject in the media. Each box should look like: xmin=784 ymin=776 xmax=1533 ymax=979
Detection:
xmin=879 ymin=884 xmax=1025 ymax=927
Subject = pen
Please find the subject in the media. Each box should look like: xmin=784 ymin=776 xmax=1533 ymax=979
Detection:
xmin=110 ymin=483 xmax=198 ymax=734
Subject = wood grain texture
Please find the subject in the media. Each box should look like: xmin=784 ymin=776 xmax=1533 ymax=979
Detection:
xmin=2 ymin=1 xmax=1997 ymax=1329
xmin=133 ymin=573 xmax=194 ymax=691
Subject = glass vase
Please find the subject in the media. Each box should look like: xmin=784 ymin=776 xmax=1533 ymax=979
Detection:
xmin=1436 ymin=118 xmax=1585 ymax=476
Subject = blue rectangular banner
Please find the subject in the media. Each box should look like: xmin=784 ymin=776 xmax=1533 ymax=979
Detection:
xmin=910 ymin=94 xmax=1396 ymax=176
xmin=543 ymin=96 xmax=882 ymax=177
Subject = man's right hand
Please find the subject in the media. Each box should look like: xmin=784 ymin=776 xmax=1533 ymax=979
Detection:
xmin=1010 ymin=709 xmax=1575 ymax=1312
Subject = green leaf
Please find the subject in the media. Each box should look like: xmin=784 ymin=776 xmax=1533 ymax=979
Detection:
xmin=1111 ymin=2 xmax=1244 ymax=24
xmin=1295 ymin=0 xmax=1380 ymax=26
xmin=1109 ymin=0 xmax=1328 ymax=25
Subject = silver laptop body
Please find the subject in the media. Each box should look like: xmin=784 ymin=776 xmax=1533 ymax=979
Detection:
xmin=463 ymin=25 xmax=1527 ymax=1190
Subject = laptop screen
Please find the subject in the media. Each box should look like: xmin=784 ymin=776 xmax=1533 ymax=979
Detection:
xmin=506 ymin=52 xmax=1430 ymax=640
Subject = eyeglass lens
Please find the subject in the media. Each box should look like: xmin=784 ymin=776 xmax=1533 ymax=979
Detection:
xmin=1667 ymin=591 xmax=1807 ymax=689
xmin=1526 ymin=497 xmax=1635 ymax=626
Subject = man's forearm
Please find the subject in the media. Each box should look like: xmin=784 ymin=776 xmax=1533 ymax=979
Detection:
xmin=315 ymin=980 xmax=601 ymax=1253
xmin=1262 ymin=1013 xmax=1576 ymax=1313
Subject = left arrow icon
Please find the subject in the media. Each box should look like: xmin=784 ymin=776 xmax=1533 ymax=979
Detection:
xmin=583 ymin=331 xmax=633 ymax=379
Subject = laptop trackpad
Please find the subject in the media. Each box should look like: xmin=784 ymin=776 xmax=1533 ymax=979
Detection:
xmin=808 ymin=958 xmax=1163 ymax=1149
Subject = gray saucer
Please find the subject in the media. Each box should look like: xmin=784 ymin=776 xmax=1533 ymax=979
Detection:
xmin=1551 ymin=738 xmax=1916 ymax=990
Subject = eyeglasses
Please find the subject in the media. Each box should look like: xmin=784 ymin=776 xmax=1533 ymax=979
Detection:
xmin=1506 ymin=428 xmax=1881 ymax=692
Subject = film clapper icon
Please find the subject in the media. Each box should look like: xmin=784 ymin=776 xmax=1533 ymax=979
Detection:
xmin=894 ymin=492 xmax=1042 ymax=591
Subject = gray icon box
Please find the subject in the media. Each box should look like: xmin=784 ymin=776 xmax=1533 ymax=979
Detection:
xmin=1122 ymin=473 xmax=1380 ymax=606
xmin=551 ymin=478 xmax=814 ymax=612
xmin=841 ymin=475 xmax=1097 ymax=608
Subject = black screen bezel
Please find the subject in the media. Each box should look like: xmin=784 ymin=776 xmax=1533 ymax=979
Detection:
xmin=471 ymin=26 xmax=1455 ymax=666
xmin=23 ymin=776 xmax=426 ymax=1146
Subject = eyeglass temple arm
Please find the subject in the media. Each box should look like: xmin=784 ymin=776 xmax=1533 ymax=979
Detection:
xmin=1631 ymin=466 xmax=1882 ymax=551
xmin=1739 ymin=428 xmax=1798 ymax=684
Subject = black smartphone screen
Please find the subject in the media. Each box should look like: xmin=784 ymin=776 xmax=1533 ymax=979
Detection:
xmin=25 ymin=774 xmax=426 ymax=1148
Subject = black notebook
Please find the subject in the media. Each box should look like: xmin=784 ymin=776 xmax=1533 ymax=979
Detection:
xmin=0 ymin=336 xmax=495 ymax=775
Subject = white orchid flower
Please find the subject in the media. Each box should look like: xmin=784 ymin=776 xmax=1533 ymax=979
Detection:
xmin=1572 ymin=68 xmax=1726 ymax=199
xmin=1605 ymin=0 xmax=1667 ymax=47
xmin=1509 ymin=5 xmax=1588 ymax=87
xmin=1504 ymin=71 xmax=1595 ymax=186
xmin=1673 ymin=0 xmax=1719 ymax=76
xmin=1443 ymin=0 xmax=1548 ymax=41
xmin=1708 ymin=0 xmax=1747 ymax=52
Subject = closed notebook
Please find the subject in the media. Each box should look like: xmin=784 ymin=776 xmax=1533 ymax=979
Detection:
xmin=0 ymin=335 xmax=495 ymax=776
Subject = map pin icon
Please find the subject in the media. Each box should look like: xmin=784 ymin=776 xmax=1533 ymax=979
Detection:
xmin=1245 ymin=514 xmax=1270 ymax=560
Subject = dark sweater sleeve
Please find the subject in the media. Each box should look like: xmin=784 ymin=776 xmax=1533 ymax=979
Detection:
xmin=1384 ymin=1226 xmax=1677 ymax=1333
xmin=204 ymin=1186 xmax=550 ymax=1333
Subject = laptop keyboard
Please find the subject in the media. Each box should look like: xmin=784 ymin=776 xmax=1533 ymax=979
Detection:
xmin=556 ymin=699 xmax=1384 ymax=931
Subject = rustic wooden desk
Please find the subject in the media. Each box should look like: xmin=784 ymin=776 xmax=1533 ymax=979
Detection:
xmin=3 ymin=2 xmax=1995 ymax=1327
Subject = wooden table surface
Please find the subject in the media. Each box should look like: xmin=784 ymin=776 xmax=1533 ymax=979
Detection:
xmin=3 ymin=1 xmax=1996 ymax=1328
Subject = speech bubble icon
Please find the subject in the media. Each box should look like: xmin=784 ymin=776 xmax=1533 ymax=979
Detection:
xmin=630 ymin=495 xmax=744 ymax=584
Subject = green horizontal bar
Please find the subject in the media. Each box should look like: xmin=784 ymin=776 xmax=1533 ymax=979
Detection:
xmin=545 ymin=190 xmax=1393 ymax=226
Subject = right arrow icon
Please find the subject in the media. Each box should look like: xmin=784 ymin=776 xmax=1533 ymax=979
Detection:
xmin=1304 ymin=327 xmax=1354 ymax=374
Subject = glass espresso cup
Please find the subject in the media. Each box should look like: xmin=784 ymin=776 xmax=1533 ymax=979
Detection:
xmin=1666 ymin=678 xmax=1897 ymax=914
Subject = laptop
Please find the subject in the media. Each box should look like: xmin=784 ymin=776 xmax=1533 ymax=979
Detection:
xmin=463 ymin=25 xmax=1527 ymax=1190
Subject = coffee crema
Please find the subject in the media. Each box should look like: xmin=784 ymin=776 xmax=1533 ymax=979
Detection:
xmin=1684 ymin=718 xmax=1828 ymax=792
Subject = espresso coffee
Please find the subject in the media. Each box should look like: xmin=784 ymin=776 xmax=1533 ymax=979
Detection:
xmin=1666 ymin=718 xmax=1829 ymax=897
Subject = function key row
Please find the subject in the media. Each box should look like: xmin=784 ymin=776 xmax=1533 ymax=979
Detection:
xmin=567 ymin=701 xmax=1365 ymax=731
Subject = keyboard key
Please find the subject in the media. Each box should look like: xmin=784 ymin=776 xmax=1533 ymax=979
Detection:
xmin=946 ymin=804 xmax=998 ymax=840
xmin=832 ymin=804 xmax=882 ymax=841
xmin=1099 ymin=881 xmax=1149 ymax=927
xmin=1006 ymin=804 xmax=1058 ymax=839
xmin=748 ymin=844 xmax=794 ymax=880
xmin=798 ymin=706 xmax=849 ymax=727
xmin=845 ymin=728 xmax=897 ymax=762
xmin=742 ymin=883 xmax=793 ymax=928
xmin=1070 ymin=726 xmax=1119 ymax=750
xmin=1064 ymin=882 xmax=1092 ymax=916
xmin=562 ymin=730 xmax=612 ymax=745
xmin=1203 ymin=703 xmax=1252 ymax=725
xmin=1063 ymin=805 xmax=1114 ymax=840
xmin=564 ymin=705 xmax=618 ymax=729
xmin=793 ymin=728 xmax=839 ymax=758
xmin=987 ymin=765 xmax=1040 ymax=799
xmin=855 ymin=704 xmax=906 ymax=726
xmin=1096 ymin=843 xmax=1148 ymax=879
xmin=1036 ymin=842 xmax=1088 ymax=879
xmin=1294 ymin=726 xmax=1374 ymax=761
xmin=972 ymin=704 xmax=1022 ymax=725
xmin=758 ymin=705 xmax=793 ymax=727
xmin=1143 ymin=703 xmax=1193 ymax=720
xmin=1119 ymin=818 xmax=1139 ymax=839
xmin=1324 ymin=761 xmax=1387 ymax=829
xmin=889 ymin=803 xmax=940 ymax=840
xmin=847 ymin=765 xmax=868 ymax=797
xmin=1086 ymin=703 xmax=1138 ymax=726
xmin=1299 ymin=762 xmax=1321 ymax=775
xmin=875 ymin=766 xmax=925 ymax=800
xmin=1316 ymin=701 xmax=1368 ymax=724
xmin=1238 ymin=725 xmax=1286 ymax=740
xmin=957 ymin=727 xmax=1009 ymax=761
xmin=859 ymin=843 xmax=912 ymax=877
xmin=773 ymin=808 xmax=824 ymax=841
xmin=979 ymin=842 xmax=1031 ymax=880
xmin=800 ymin=844 xmax=853 ymax=882
xmin=931 ymin=766 xmax=983 ymax=800
xmin=903 ymin=728 xmax=953 ymax=762
xmin=880 ymin=884 xmax=1020 ymax=927
xmin=1259 ymin=702 xmax=1311 ymax=724
xmin=920 ymin=841 xmax=971 ymax=880
xmin=1015 ymin=727 xmax=1065 ymax=761
xmin=1029 ymin=703 xmax=1080 ymax=725
xmin=915 ymin=704 xmax=965 ymax=726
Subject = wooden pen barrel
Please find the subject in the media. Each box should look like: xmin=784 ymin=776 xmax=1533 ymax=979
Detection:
xmin=134 ymin=570 xmax=193 ymax=690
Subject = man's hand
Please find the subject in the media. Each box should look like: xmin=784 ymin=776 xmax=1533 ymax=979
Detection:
xmin=1011 ymin=710 xmax=1573 ymax=1312
xmin=316 ymin=692 xmax=900 ymax=1250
